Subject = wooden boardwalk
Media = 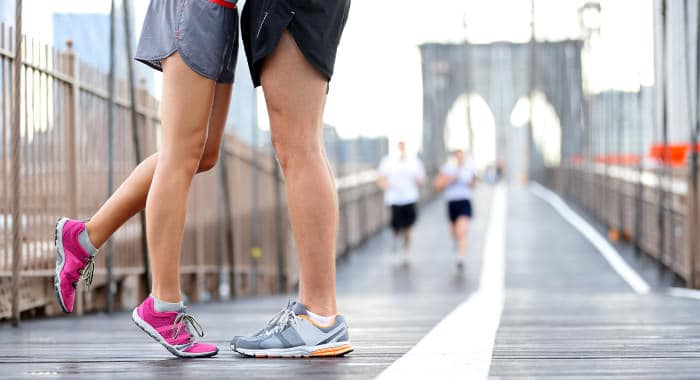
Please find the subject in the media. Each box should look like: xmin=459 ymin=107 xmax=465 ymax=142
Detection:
xmin=490 ymin=187 xmax=700 ymax=379
xmin=0 ymin=188 xmax=493 ymax=379
xmin=1 ymin=184 xmax=700 ymax=379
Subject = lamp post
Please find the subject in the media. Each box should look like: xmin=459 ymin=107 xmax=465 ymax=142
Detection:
xmin=578 ymin=1 xmax=602 ymax=165
xmin=462 ymin=13 xmax=474 ymax=154
xmin=526 ymin=0 xmax=535 ymax=184
xmin=577 ymin=1 xmax=602 ymax=227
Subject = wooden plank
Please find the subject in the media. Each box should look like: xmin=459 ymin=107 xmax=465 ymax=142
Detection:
xmin=489 ymin=187 xmax=700 ymax=379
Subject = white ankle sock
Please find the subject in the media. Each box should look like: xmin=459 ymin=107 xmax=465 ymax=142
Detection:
xmin=78 ymin=228 xmax=98 ymax=257
xmin=152 ymin=295 xmax=184 ymax=312
xmin=306 ymin=309 xmax=335 ymax=326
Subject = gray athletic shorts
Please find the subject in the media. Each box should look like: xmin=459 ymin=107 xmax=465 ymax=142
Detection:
xmin=135 ymin=0 xmax=239 ymax=83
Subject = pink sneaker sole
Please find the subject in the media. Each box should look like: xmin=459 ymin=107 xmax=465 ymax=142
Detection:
xmin=53 ymin=217 xmax=71 ymax=313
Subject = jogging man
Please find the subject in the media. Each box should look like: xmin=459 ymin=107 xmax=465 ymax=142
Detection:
xmin=433 ymin=149 xmax=477 ymax=270
xmin=377 ymin=141 xmax=426 ymax=263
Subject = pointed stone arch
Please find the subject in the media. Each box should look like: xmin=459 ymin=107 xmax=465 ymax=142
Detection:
xmin=420 ymin=40 xmax=583 ymax=176
xmin=444 ymin=93 xmax=496 ymax=170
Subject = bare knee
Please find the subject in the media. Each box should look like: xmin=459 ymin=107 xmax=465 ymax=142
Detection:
xmin=160 ymin=142 xmax=206 ymax=177
xmin=270 ymin=127 xmax=322 ymax=172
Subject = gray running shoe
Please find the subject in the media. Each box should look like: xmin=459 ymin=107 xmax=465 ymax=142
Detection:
xmin=231 ymin=301 xmax=352 ymax=358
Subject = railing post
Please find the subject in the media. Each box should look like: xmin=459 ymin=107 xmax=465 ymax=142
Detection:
xmin=360 ymin=185 xmax=369 ymax=243
xmin=338 ymin=188 xmax=349 ymax=255
xmin=217 ymin=141 xmax=236 ymax=298
xmin=120 ymin=0 xmax=150 ymax=295
xmin=64 ymin=40 xmax=82 ymax=315
xmin=194 ymin=187 xmax=205 ymax=301
xmin=274 ymin=163 xmax=286 ymax=293
xmin=215 ymin=149 xmax=230 ymax=300
xmin=689 ymin=154 xmax=699 ymax=288
xmin=10 ymin=1 xmax=24 ymax=326
xmin=105 ymin=0 xmax=117 ymax=313
xmin=353 ymin=187 xmax=361 ymax=245
xmin=250 ymin=116 xmax=260 ymax=295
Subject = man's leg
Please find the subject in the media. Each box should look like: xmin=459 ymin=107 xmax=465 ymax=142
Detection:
xmin=230 ymin=31 xmax=352 ymax=357
xmin=392 ymin=228 xmax=400 ymax=252
xmin=402 ymin=228 xmax=412 ymax=254
xmin=262 ymin=31 xmax=337 ymax=316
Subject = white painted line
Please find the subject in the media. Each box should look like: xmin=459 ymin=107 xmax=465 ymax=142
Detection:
xmin=376 ymin=184 xmax=507 ymax=380
xmin=529 ymin=182 xmax=651 ymax=294
xmin=668 ymin=287 xmax=700 ymax=300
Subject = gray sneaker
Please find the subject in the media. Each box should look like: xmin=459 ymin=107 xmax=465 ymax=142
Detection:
xmin=230 ymin=301 xmax=353 ymax=358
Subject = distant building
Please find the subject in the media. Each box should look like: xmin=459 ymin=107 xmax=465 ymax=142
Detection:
xmin=0 ymin=3 xmax=155 ymax=95
xmin=53 ymin=6 xmax=155 ymax=95
xmin=0 ymin=2 xmax=12 ymax=25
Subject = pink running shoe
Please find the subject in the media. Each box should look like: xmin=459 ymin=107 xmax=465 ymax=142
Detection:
xmin=132 ymin=296 xmax=219 ymax=358
xmin=54 ymin=217 xmax=94 ymax=313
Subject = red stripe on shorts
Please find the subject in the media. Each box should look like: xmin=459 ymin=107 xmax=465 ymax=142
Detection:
xmin=208 ymin=0 xmax=237 ymax=9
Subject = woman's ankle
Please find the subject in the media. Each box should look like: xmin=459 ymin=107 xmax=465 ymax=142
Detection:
xmin=151 ymin=293 xmax=184 ymax=312
xmin=84 ymin=220 xmax=104 ymax=250
xmin=151 ymin=288 xmax=183 ymax=304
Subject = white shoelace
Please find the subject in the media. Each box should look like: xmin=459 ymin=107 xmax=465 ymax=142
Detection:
xmin=260 ymin=301 xmax=297 ymax=336
xmin=172 ymin=310 xmax=205 ymax=340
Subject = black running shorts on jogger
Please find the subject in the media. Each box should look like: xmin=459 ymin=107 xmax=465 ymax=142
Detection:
xmin=135 ymin=0 xmax=240 ymax=83
xmin=390 ymin=203 xmax=417 ymax=231
xmin=447 ymin=199 xmax=473 ymax=223
xmin=241 ymin=0 xmax=351 ymax=87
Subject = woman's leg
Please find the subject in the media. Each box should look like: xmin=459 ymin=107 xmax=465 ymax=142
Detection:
xmin=261 ymin=31 xmax=337 ymax=316
xmin=84 ymin=83 xmax=232 ymax=250
xmin=146 ymin=52 xmax=216 ymax=303
xmin=455 ymin=216 xmax=469 ymax=257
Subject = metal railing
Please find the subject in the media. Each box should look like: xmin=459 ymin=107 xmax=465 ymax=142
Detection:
xmin=538 ymin=0 xmax=700 ymax=289
xmin=547 ymin=161 xmax=699 ymax=287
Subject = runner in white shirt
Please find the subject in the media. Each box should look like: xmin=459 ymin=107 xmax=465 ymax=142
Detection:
xmin=433 ymin=150 xmax=477 ymax=270
xmin=377 ymin=141 xmax=426 ymax=263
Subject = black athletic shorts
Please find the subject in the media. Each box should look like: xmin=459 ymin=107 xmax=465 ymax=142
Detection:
xmin=241 ymin=0 xmax=351 ymax=87
xmin=447 ymin=199 xmax=472 ymax=223
xmin=390 ymin=203 xmax=417 ymax=231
